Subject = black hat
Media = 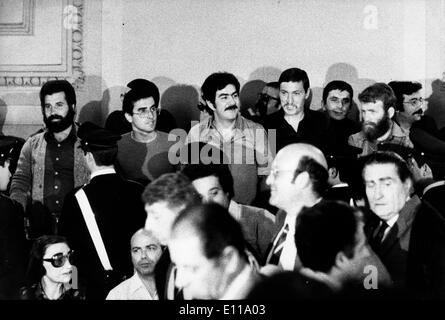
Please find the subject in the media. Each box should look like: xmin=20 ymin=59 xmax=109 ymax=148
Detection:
xmin=326 ymin=145 xmax=362 ymax=168
xmin=0 ymin=136 xmax=23 ymax=164
xmin=376 ymin=142 xmax=427 ymax=166
xmin=78 ymin=122 xmax=121 ymax=152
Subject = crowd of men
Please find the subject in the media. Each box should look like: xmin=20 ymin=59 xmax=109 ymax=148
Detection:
xmin=1 ymin=66 xmax=445 ymax=300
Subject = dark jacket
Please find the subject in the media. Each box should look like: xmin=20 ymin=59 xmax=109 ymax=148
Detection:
xmin=59 ymin=172 xmax=146 ymax=300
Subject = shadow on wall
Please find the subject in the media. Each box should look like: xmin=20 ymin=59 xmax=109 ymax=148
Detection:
xmin=240 ymin=67 xmax=283 ymax=112
xmin=78 ymin=75 xmax=113 ymax=127
xmin=425 ymin=76 xmax=445 ymax=129
xmin=0 ymin=98 xmax=6 ymax=135
xmin=160 ymin=84 xmax=200 ymax=132
xmin=240 ymin=79 xmax=266 ymax=114
xmin=312 ymin=63 xmax=376 ymax=121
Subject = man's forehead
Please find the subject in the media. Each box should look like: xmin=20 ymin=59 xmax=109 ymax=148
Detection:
xmin=363 ymin=163 xmax=400 ymax=180
xmin=280 ymin=81 xmax=305 ymax=91
xmin=44 ymin=91 xmax=67 ymax=102
xmin=361 ymin=100 xmax=384 ymax=110
xmin=145 ymin=201 xmax=183 ymax=214
xmin=133 ymin=97 xmax=156 ymax=108
xmin=131 ymin=232 xmax=160 ymax=247
xmin=216 ymin=84 xmax=237 ymax=95
xmin=273 ymin=152 xmax=299 ymax=171
xmin=327 ymin=89 xmax=351 ymax=99
xmin=403 ymin=90 xmax=422 ymax=100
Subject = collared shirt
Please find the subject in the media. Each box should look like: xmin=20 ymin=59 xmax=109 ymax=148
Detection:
xmin=106 ymin=273 xmax=158 ymax=300
xmin=90 ymin=168 xmax=116 ymax=180
xmin=187 ymin=115 xmax=272 ymax=204
xmin=348 ymin=121 xmax=413 ymax=156
xmin=278 ymin=214 xmax=298 ymax=271
xmin=382 ymin=213 xmax=400 ymax=241
xmin=43 ymin=127 xmax=77 ymax=219
xmin=220 ymin=264 xmax=256 ymax=300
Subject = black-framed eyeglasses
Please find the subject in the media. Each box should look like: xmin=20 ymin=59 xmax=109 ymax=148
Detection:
xmin=403 ymin=97 xmax=423 ymax=108
xmin=43 ymin=250 xmax=74 ymax=268
xmin=133 ymin=105 xmax=160 ymax=118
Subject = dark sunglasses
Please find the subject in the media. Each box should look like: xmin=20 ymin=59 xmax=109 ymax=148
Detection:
xmin=43 ymin=250 xmax=74 ymax=268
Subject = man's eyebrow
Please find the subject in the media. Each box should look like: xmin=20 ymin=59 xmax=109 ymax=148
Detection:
xmin=378 ymin=177 xmax=394 ymax=182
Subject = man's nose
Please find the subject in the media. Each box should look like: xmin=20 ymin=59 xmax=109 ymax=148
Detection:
xmin=374 ymin=185 xmax=384 ymax=199
xmin=287 ymin=94 xmax=293 ymax=105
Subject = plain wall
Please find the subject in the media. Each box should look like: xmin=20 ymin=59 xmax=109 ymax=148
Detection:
xmin=1 ymin=0 xmax=445 ymax=137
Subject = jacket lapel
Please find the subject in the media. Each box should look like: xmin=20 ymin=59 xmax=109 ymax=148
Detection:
xmin=379 ymin=196 xmax=420 ymax=256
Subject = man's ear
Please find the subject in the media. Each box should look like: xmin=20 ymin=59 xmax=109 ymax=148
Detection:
xmin=328 ymin=167 xmax=338 ymax=180
xmin=321 ymin=100 xmax=327 ymax=111
xmin=71 ymin=104 xmax=77 ymax=113
xmin=221 ymin=246 xmax=238 ymax=273
xmin=388 ymin=106 xmax=395 ymax=119
xmin=294 ymin=171 xmax=311 ymax=189
xmin=305 ymin=88 xmax=311 ymax=100
xmin=124 ymin=112 xmax=133 ymax=124
xmin=335 ymin=251 xmax=349 ymax=270
xmin=205 ymin=100 xmax=216 ymax=112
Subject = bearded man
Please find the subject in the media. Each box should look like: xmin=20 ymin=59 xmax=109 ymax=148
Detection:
xmin=10 ymin=80 xmax=89 ymax=238
xmin=348 ymin=83 xmax=413 ymax=156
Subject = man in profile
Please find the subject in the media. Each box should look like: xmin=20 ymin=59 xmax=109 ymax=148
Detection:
xmin=169 ymin=203 xmax=260 ymax=299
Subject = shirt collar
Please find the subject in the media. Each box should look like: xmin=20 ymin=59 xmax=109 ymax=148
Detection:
xmin=228 ymin=200 xmax=241 ymax=220
xmin=90 ymin=168 xmax=116 ymax=180
xmin=128 ymin=273 xmax=158 ymax=299
xmin=220 ymin=264 xmax=253 ymax=300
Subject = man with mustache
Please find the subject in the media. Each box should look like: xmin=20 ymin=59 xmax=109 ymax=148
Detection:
xmin=389 ymin=81 xmax=445 ymax=180
xmin=187 ymin=72 xmax=273 ymax=205
xmin=264 ymin=68 xmax=329 ymax=153
xmin=106 ymin=229 xmax=163 ymax=300
xmin=348 ymin=83 xmax=413 ymax=156
xmin=10 ymin=80 xmax=89 ymax=238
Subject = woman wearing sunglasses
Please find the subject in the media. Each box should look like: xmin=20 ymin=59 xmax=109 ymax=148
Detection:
xmin=20 ymin=235 xmax=84 ymax=300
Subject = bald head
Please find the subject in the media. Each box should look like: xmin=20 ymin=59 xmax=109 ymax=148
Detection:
xmin=276 ymin=143 xmax=328 ymax=170
xmin=267 ymin=144 xmax=328 ymax=211
xmin=131 ymin=228 xmax=160 ymax=248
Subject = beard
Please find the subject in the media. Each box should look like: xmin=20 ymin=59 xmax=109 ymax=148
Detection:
xmin=362 ymin=115 xmax=391 ymax=141
xmin=43 ymin=107 xmax=75 ymax=133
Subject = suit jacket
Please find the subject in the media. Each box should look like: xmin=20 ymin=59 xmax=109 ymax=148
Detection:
xmin=264 ymin=209 xmax=302 ymax=270
xmin=365 ymin=195 xmax=445 ymax=298
xmin=58 ymin=172 xmax=146 ymax=300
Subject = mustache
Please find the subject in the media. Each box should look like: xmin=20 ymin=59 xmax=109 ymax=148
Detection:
xmin=412 ymin=109 xmax=423 ymax=116
xmin=225 ymin=105 xmax=238 ymax=111
xmin=47 ymin=115 xmax=64 ymax=121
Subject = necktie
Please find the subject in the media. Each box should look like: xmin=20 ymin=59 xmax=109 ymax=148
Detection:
xmin=369 ymin=220 xmax=389 ymax=251
xmin=267 ymin=223 xmax=289 ymax=265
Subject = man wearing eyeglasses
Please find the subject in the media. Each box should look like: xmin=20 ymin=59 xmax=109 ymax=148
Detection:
xmin=116 ymin=80 xmax=178 ymax=186
xmin=389 ymin=81 xmax=445 ymax=180
xmin=263 ymin=143 xmax=328 ymax=272
xmin=10 ymin=80 xmax=89 ymax=238
xmin=244 ymin=82 xmax=280 ymax=125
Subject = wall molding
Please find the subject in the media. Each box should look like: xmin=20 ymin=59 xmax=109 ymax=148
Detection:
xmin=0 ymin=0 xmax=35 ymax=36
xmin=0 ymin=0 xmax=84 ymax=89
